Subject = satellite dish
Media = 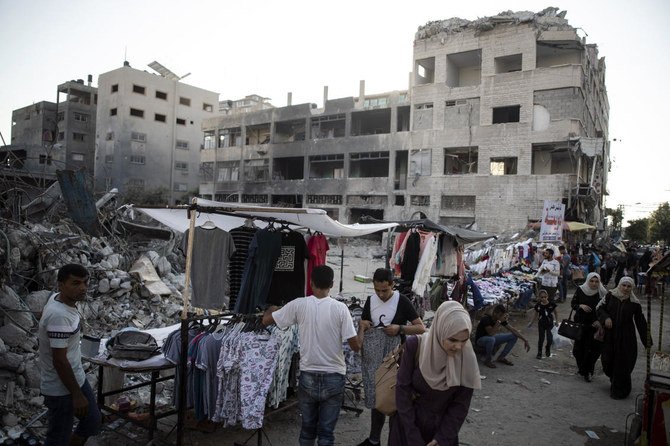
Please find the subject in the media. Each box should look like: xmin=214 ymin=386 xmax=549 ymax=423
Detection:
xmin=148 ymin=61 xmax=182 ymax=81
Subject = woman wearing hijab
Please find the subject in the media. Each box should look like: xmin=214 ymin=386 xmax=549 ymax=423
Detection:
xmin=570 ymin=272 xmax=608 ymax=382
xmin=597 ymin=276 xmax=651 ymax=399
xmin=388 ymin=301 xmax=481 ymax=446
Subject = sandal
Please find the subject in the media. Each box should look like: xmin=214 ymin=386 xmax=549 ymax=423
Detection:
xmin=483 ymin=360 xmax=497 ymax=368
xmin=496 ymin=358 xmax=514 ymax=366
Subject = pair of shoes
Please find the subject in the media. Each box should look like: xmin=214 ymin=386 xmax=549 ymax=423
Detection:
xmin=496 ymin=358 xmax=514 ymax=366
xmin=357 ymin=439 xmax=379 ymax=446
xmin=536 ymin=353 xmax=542 ymax=359
xmin=584 ymin=373 xmax=592 ymax=382
xmin=483 ymin=360 xmax=497 ymax=368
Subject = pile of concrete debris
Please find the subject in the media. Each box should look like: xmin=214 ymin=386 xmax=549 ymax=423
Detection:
xmin=0 ymin=217 xmax=187 ymax=440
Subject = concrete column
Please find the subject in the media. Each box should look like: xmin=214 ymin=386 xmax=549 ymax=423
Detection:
xmin=323 ymin=86 xmax=328 ymax=106
xmin=359 ymin=80 xmax=365 ymax=103
xmin=287 ymin=92 xmax=292 ymax=106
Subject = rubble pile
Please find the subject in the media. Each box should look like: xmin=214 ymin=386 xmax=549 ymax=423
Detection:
xmin=0 ymin=217 xmax=187 ymax=439
xmin=416 ymin=7 xmax=573 ymax=40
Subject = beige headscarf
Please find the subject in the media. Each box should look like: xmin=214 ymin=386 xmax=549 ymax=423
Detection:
xmin=417 ymin=301 xmax=481 ymax=391
xmin=579 ymin=272 xmax=608 ymax=299
xmin=611 ymin=276 xmax=640 ymax=304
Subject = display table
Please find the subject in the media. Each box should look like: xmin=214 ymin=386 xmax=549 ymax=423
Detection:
xmin=85 ymin=355 xmax=177 ymax=441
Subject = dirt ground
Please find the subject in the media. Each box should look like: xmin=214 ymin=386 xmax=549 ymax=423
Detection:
xmin=90 ymin=249 xmax=669 ymax=446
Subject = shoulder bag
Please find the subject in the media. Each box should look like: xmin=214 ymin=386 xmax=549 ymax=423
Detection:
xmin=557 ymin=309 xmax=584 ymax=341
xmin=374 ymin=335 xmax=418 ymax=416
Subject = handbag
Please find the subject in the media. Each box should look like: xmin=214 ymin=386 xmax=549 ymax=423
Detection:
xmin=374 ymin=342 xmax=406 ymax=416
xmin=557 ymin=309 xmax=584 ymax=341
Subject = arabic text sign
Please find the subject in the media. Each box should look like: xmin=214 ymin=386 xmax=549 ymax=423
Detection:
xmin=540 ymin=200 xmax=565 ymax=242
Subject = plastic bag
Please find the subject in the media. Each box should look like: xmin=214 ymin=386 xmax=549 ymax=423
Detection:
xmin=551 ymin=325 xmax=573 ymax=349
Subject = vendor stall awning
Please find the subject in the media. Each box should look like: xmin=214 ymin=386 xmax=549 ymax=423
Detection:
xmin=137 ymin=198 xmax=398 ymax=237
xmin=361 ymin=217 xmax=495 ymax=245
xmin=528 ymin=221 xmax=595 ymax=232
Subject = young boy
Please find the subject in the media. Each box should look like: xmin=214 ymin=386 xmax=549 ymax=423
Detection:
xmin=527 ymin=290 xmax=559 ymax=359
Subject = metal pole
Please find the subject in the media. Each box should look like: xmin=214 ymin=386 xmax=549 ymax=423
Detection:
xmin=340 ymin=246 xmax=344 ymax=293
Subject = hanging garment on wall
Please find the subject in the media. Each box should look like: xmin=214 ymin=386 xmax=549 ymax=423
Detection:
xmin=184 ymin=227 xmax=236 ymax=310
xmin=228 ymin=226 xmax=259 ymax=310
xmin=266 ymin=230 xmax=309 ymax=305
xmin=234 ymin=229 xmax=282 ymax=314
xmin=306 ymin=234 xmax=329 ymax=296
xmin=400 ymin=230 xmax=421 ymax=282
xmin=412 ymin=233 xmax=438 ymax=295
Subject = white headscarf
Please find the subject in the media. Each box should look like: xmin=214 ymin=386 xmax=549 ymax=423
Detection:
xmin=611 ymin=276 xmax=640 ymax=304
xmin=579 ymin=272 xmax=608 ymax=298
xmin=417 ymin=301 xmax=481 ymax=391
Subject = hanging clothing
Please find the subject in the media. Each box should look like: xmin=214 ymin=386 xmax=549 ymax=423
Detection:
xmin=390 ymin=231 xmax=409 ymax=275
xmin=306 ymin=234 xmax=329 ymax=296
xmin=266 ymin=230 xmax=309 ymax=306
xmin=412 ymin=234 xmax=438 ymax=295
xmin=228 ymin=226 xmax=259 ymax=310
xmin=184 ymin=227 xmax=236 ymax=310
xmin=401 ymin=231 xmax=421 ymax=282
xmin=235 ymin=229 xmax=282 ymax=314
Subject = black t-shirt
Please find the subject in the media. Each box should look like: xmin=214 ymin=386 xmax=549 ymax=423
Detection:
xmin=533 ymin=302 xmax=557 ymax=326
xmin=475 ymin=314 xmax=508 ymax=341
xmin=266 ymin=231 xmax=309 ymax=305
xmin=361 ymin=294 xmax=419 ymax=326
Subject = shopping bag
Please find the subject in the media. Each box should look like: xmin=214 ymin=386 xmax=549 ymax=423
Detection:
xmin=551 ymin=325 xmax=572 ymax=349
xmin=374 ymin=342 xmax=405 ymax=416
xmin=557 ymin=309 xmax=584 ymax=341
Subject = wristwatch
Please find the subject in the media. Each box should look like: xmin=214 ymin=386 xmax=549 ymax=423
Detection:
xmin=398 ymin=325 xmax=405 ymax=336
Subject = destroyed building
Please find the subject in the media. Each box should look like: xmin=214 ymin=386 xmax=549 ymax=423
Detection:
xmin=93 ymin=62 xmax=219 ymax=204
xmin=199 ymin=8 xmax=609 ymax=233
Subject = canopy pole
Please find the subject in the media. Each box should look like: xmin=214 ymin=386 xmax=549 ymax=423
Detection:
xmin=181 ymin=199 xmax=197 ymax=320
xmin=340 ymin=246 xmax=344 ymax=293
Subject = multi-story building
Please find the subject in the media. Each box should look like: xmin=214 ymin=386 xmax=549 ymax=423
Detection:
xmin=199 ymin=8 xmax=609 ymax=233
xmin=1 ymin=78 xmax=97 ymax=188
xmin=94 ymin=62 xmax=218 ymax=204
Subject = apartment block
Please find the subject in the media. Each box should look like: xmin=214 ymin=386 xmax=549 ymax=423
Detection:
xmin=94 ymin=62 xmax=218 ymax=204
xmin=1 ymin=78 xmax=97 ymax=187
xmin=199 ymin=8 xmax=609 ymax=233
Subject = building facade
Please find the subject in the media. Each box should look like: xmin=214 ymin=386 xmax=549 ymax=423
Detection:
xmin=199 ymin=9 xmax=609 ymax=233
xmin=1 ymin=78 xmax=97 ymax=188
xmin=94 ymin=63 xmax=218 ymax=204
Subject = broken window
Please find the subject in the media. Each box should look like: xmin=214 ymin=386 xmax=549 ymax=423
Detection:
xmin=241 ymin=194 xmax=268 ymax=204
xmin=155 ymin=90 xmax=167 ymax=100
xmin=536 ymin=42 xmax=582 ymax=68
xmin=409 ymin=149 xmax=432 ymax=179
xmin=155 ymin=113 xmax=166 ymax=122
xmin=39 ymin=154 xmax=52 ymax=165
xmin=415 ymin=57 xmax=435 ymax=85
xmin=218 ymin=127 xmax=242 ymax=147
xmin=273 ymin=156 xmax=304 ymax=180
xmin=492 ymin=106 xmax=520 ymax=124
xmin=395 ymin=195 xmax=405 ymax=206
xmin=133 ymin=84 xmax=146 ymax=95
xmin=203 ymin=130 xmax=216 ymax=150
xmin=203 ymin=103 xmax=213 ymax=112
xmin=410 ymin=195 xmax=430 ymax=206
xmin=444 ymin=147 xmax=478 ymax=174
xmin=272 ymin=195 xmax=302 ymax=208
xmin=217 ymin=161 xmax=239 ymax=182
xmin=130 ymin=108 xmax=144 ymax=118
xmin=531 ymin=144 xmax=574 ymax=174
xmin=199 ymin=162 xmax=214 ymax=181
xmin=306 ymin=195 xmax=343 ymax=205
xmin=490 ymin=157 xmax=517 ymax=175
xmin=413 ymin=103 xmax=434 ymax=130
xmin=215 ymin=193 xmax=239 ymax=202
xmin=73 ymin=112 xmax=89 ymax=122
xmin=179 ymin=97 xmax=191 ymax=106
xmin=363 ymin=97 xmax=388 ymax=107
xmin=446 ymin=49 xmax=482 ymax=87
xmin=130 ymin=155 xmax=146 ymax=164
xmin=176 ymin=140 xmax=189 ymax=150
xmin=494 ymin=54 xmax=522 ymax=73
xmin=131 ymin=132 xmax=146 ymax=142
xmin=397 ymin=106 xmax=410 ymax=132
xmin=395 ymin=150 xmax=408 ymax=190
xmin=245 ymin=123 xmax=271 ymax=145
xmin=244 ymin=159 xmax=269 ymax=182
xmin=72 ymin=133 xmax=85 ymax=142
xmin=275 ymin=119 xmax=306 ymax=143
xmin=351 ymin=109 xmax=391 ymax=136
xmin=310 ymin=114 xmax=345 ymax=139
xmin=175 ymin=161 xmax=188 ymax=171
xmin=308 ymin=154 xmax=344 ymax=179
xmin=349 ymin=151 xmax=389 ymax=178
xmin=346 ymin=195 xmax=388 ymax=206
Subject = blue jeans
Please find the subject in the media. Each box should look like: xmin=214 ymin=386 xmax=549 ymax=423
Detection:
xmin=43 ymin=380 xmax=101 ymax=446
xmin=298 ymin=371 xmax=345 ymax=446
xmin=476 ymin=333 xmax=518 ymax=362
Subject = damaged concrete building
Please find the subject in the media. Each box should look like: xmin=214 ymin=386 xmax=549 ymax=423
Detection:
xmin=93 ymin=62 xmax=218 ymax=204
xmin=199 ymin=8 xmax=609 ymax=233
xmin=1 ymin=78 xmax=98 ymax=194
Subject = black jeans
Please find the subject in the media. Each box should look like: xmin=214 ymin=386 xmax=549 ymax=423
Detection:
xmin=537 ymin=323 xmax=553 ymax=352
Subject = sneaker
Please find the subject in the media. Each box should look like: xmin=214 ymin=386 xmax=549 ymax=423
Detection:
xmin=536 ymin=353 xmax=542 ymax=359
xmin=483 ymin=360 xmax=497 ymax=368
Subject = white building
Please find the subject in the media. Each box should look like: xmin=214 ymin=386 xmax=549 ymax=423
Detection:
xmin=94 ymin=62 xmax=218 ymax=203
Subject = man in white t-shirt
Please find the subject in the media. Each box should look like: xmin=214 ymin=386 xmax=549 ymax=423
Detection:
xmin=263 ymin=265 xmax=360 ymax=446
xmin=38 ymin=264 xmax=101 ymax=446
xmin=537 ymin=248 xmax=561 ymax=302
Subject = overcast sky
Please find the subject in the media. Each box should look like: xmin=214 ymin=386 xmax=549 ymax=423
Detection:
xmin=1 ymin=0 xmax=668 ymax=223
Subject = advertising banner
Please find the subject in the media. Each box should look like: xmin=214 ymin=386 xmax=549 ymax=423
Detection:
xmin=539 ymin=200 xmax=565 ymax=242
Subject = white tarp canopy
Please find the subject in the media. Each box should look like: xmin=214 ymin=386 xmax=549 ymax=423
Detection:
xmin=137 ymin=198 xmax=398 ymax=237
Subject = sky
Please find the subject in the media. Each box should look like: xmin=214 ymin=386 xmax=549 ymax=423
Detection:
xmin=1 ymin=0 xmax=668 ymax=224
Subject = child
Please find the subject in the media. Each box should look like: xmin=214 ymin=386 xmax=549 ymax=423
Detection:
xmin=527 ymin=290 xmax=558 ymax=359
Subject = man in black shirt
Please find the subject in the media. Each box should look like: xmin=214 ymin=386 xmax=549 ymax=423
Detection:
xmin=475 ymin=304 xmax=530 ymax=368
